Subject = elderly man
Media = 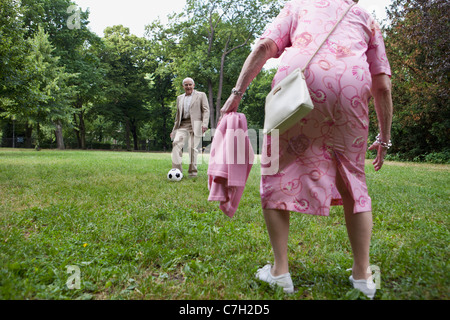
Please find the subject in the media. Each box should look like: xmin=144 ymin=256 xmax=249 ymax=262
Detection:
xmin=170 ymin=77 xmax=210 ymax=177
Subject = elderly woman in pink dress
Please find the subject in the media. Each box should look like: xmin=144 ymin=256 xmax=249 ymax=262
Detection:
xmin=221 ymin=0 xmax=393 ymax=298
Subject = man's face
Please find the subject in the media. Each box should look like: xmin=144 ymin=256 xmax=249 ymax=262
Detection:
xmin=183 ymin=80 xmax=195 ymax=95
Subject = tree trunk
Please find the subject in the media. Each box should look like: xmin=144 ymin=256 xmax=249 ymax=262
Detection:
xmin=215 ymin=50 xmax=227 ymax=125
xmin=55 ymin=120 xmax=65 ymax=150
xmin=125 ymin=118 xmax=131 ymax=151
xmin=78 ymin=112 xmax=86 ymax=150
xmin=25 ymin=122 xmax=33 ymax=148
xmin=208 ymin=79 xmax=216 ymax=128
xmin=73 ymin=99 xmax=86 ymax=149
xmin=35 ymin=123 xmax=41 ymax=151
xmin=131 ymin=120 xmax=138 ymax=151
xmin=207 ymin=11 xmax=217 ymax=129
xmin=161 ymin=98 xmax=168 ymax=151
xmin=73 ymin=114 xmax=81 ymax=148
xmin=214 ymin=32 xmax=253 ymax=127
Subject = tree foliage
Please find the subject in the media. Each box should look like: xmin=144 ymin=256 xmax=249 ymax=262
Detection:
xmin=98 ymin=25 xmax=153 ymax=151
xmin=381 ymin=0 xmax=450 ymax=160
xmin=0 ymin=0 xmax=29 ymax=113
xmin=22 ymin=26 xmax=77 ymax=149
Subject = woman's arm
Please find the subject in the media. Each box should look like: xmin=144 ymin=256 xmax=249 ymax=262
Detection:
xmin=220 ymin=38 xmax=279 ymax=114
xmin=368 ymin=73 xmax=393 ymax=171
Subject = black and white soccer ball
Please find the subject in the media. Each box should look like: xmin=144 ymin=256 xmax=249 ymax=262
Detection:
xmin=167 ymin=168 xmax=183 ymax=182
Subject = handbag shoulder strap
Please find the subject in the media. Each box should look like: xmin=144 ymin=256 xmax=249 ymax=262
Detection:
xmin=302 ymin=3 xmax=355 ymax=73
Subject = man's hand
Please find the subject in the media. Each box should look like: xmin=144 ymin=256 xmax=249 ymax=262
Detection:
xmin=202 ymin=126 xmax=208 ymax=134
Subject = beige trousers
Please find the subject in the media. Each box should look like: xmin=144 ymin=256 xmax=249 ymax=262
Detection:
xmin=171 ymin=119 xmax=201 ymax=176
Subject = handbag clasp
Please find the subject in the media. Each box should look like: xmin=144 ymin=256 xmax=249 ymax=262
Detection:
xmin=273 ymin=87 xmax=282 ymax=95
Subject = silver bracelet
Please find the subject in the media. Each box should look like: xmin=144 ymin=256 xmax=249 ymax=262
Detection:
xmin=375 ymin=134 xmax=392 ymax=149
xmin=232 ymin=88 xmax=244 ymax=97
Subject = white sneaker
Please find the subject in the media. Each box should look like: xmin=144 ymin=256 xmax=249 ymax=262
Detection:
xmin=349 ymin=275 xmax=376 ymax=299
xmin=255 ymin=264 xmax=294 ymax=294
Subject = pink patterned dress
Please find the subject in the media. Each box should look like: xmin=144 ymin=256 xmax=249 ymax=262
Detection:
xmin=259 ymin=0 xmax=391 ymax=216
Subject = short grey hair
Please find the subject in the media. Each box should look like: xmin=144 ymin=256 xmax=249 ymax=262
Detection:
xmin=182 ymin=77 xmax=195 ymax=86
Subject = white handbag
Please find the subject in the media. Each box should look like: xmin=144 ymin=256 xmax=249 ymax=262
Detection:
xmin=264 ymin=68 xmax=313 ymax=135
xmin=263 ymin=3 xmax=355 ymax=135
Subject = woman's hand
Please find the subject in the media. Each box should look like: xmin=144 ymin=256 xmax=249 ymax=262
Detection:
xmin=368 ymin=142 xmax=387 ymax=171
xmin=219 ymin=94 xmax=241 ymax=121
xmin=221 ymin=94 xmax=241 ymax=114
xmin=370 ymin=74 xmax=393 ymax=172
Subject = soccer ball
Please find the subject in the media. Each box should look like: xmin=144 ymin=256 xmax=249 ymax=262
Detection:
xmin=167 ymin=168 xmax=183 ymax=182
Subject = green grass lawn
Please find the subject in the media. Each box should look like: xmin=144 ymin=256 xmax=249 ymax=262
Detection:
xmin=0 ymin=149 xmax=448 ymax=300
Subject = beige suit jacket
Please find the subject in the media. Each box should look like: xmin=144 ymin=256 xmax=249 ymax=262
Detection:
xmin=172 ymin=90 xmax=210 ymax=137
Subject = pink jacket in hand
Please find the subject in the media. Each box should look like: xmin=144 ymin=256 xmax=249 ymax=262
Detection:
xmin=208 ymin=112 xmax=254 ymax=218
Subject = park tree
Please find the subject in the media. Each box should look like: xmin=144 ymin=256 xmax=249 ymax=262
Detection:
xmin=0 ymin=0 xmax=32 ymax=148
xmin=98 ymin=25 xmax=153 ymax=151
xmin=21 ymin=27 xmax=77 ymax=150
xmin=0 ymin=0 xmax=29 ymax=114
xmin=144 ymin=20 xmax=178 ymax=151
xmin=20 ymin=0 xmax=104 ymax=149
xmin=68 ymin=36 xmax=106 ymax=150
xmin=382 ymin=0 xmax=449 ymax=160
xmin=165 ymin=0 xmax=282 ymax=128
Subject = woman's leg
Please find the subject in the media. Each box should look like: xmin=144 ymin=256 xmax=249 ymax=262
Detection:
xmin=335 ymin=171 xmax=373 ymax=280
xmin=263 ymin=209 xmax=290 ymax=276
